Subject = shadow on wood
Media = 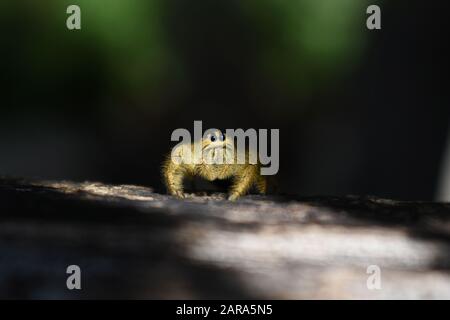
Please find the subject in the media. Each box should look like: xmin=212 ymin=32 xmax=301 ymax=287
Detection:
xmin=0 ymin=177 xmax=449 ymax=299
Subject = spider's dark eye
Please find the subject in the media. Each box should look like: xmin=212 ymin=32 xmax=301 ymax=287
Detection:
xmin=210 ymin=135 xmax=216 ymax=142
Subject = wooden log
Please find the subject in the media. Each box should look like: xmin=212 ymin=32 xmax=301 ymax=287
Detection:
xmin=0 ymin=177 xmax=449 ymax=299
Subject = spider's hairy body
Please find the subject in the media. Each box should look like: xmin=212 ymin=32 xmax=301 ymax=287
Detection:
xmin=162 ymin=130 xmax=267 ymax=201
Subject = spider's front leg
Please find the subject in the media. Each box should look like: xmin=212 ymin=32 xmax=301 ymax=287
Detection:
xmin=228 ymin=165 xmax=259 ymax=201
xmin=256 ymin=175 xmax=267 ymax=194
xmin=163 ymin=160 xmax=187 ymax=199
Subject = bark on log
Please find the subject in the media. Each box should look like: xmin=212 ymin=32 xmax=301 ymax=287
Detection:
xmin=0 ymin=177 xmax=449 ymax=299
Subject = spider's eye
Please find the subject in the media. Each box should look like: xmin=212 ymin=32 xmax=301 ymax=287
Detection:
xmin=219 ymin=133 xmax=226 ymax=141
xmin=210 ymin=135 xmax=216 ymax=142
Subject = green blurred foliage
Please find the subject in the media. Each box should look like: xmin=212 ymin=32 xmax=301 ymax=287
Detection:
xmin=239 ymin=0 xmax=367 ymax=97
xmin=0 ymin=0 xmax=372 ymax=113
xmin=71 ymin=0 xmax=171 ymax=94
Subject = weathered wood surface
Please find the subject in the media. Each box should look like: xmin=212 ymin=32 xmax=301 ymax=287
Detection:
xmin=0 ymin=177 xmax=449 ymax=299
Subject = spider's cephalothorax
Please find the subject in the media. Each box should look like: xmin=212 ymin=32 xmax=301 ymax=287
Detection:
xmin=162 ymin=130 xmax=267 ymax=201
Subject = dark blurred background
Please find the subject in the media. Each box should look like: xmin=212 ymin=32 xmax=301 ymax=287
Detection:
xmin=0 ymin=0 xmax=449 ymax=200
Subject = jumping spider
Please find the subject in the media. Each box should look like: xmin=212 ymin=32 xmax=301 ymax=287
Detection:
xmin=162 ymin=130 xmax=267 ymax=201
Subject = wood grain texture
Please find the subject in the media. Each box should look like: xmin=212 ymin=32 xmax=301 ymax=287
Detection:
xmin=0 ymin=177 xmax=449 ymax=299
